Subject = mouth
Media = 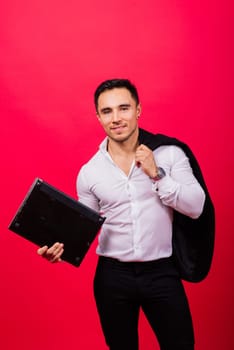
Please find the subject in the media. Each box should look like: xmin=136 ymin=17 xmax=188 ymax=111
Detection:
xmin=110 ymin=125 xmax=126 ymax=133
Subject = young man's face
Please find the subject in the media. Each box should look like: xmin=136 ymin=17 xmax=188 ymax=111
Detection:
xmin=96 ymin=87 xmax=141 ymax=143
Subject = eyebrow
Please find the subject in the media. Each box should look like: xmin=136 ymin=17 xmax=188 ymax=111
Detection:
xmin=100 ymin=104 xmax=131 ymax=113
xmin=119 ymin=103 xmax=131 ymax=108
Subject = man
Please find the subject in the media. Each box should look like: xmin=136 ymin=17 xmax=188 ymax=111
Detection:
xmin=38 ymin=79 xmax=207 ymax=350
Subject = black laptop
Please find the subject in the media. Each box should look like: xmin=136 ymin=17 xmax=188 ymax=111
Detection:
xmin=8 ymin=178 xmax=106 ymax=267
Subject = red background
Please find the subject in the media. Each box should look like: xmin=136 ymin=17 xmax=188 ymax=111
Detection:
xmin=0 ymin=1 xmax=233 ymax=349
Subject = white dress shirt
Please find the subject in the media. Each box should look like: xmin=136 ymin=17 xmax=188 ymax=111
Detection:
xmin=76 ymin=137 xmax=205 ymax=262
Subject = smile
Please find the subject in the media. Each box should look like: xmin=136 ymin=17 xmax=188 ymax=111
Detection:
xmin=111 ymin=125 xmax=126 ymax=132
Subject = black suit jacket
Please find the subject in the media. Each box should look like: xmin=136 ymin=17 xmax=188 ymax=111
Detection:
xmin=138 ymin=128 xmax=215 ymax=282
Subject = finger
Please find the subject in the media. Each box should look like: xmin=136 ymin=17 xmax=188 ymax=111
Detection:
xmin=46 ymin=243 xmax=64 ymax=258
xmin=137 ymin=144 xmax=149 ymax=151
xmin=136 ymin=145 xmax=144 ymax=154
xmin=137 ymin=144 xmax=145 ymax=150
xmin=50 ymin=248 xmax=64 ymax=263
xmin=37 ymin=246 xmax=48 ymax=256
xmin=135 ymin=150 xmax=147 ymax=163
xmin=136 ymin=145 xmax=150 ymax=158
xmin=49 ymin=244 xmax=64 ymax=258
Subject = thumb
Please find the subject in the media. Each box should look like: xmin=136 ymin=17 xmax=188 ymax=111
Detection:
xmin=37 ymin=246 xmax=48 ymax=255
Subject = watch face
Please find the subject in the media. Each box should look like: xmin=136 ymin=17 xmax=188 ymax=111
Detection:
xmin=150 ymin=167 xmax=166 ymax=182
xmin=157 ymin=167 xmax=166 ymax=179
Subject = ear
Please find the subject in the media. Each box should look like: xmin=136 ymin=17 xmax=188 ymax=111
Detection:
xmin=96 ymin=112 xmax=101 ymax=121
xmin=137 ymin=103 xmax=142 ymax=118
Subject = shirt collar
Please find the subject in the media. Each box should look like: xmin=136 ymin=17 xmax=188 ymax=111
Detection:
xmin=99 ymin=137 xmax=109 ymax=154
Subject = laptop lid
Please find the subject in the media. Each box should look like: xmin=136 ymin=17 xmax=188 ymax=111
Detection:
xmin=8 ymin=178 xmax=106 ymax=267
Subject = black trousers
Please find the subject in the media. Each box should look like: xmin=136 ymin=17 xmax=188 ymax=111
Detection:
xmin=94 ymin=256 xmax=194 ymax=350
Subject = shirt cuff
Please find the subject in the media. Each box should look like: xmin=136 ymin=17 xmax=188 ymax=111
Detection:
xmin=151 ymin=175 xmax=169 ymax=192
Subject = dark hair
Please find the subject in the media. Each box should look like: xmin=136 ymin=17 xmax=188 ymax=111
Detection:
xmin=94 ymin=79 xmax=139 ymax=111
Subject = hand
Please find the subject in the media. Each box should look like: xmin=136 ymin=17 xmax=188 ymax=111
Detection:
xmin=135 ymin=144 xmax=158 ymax=178
xmin=37 ymin=242 xmax=64 ymax=263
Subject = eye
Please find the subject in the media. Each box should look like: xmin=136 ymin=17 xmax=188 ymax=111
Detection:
xmin=120 ymin=105 xmax=129 ymax=111
xmin=101 ymin=108 xmax=112 ymax=115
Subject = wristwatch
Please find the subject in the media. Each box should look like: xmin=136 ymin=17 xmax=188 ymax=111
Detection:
xmin=150 ymin=167 xmax=166 ymax=182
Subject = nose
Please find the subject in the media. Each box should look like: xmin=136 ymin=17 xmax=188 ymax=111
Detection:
xmin=112 ymin=110 xmax=121 ymax=123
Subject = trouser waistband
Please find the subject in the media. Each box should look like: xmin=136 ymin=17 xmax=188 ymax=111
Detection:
xmin=98 ymin=255 xmax=174 ymax=271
